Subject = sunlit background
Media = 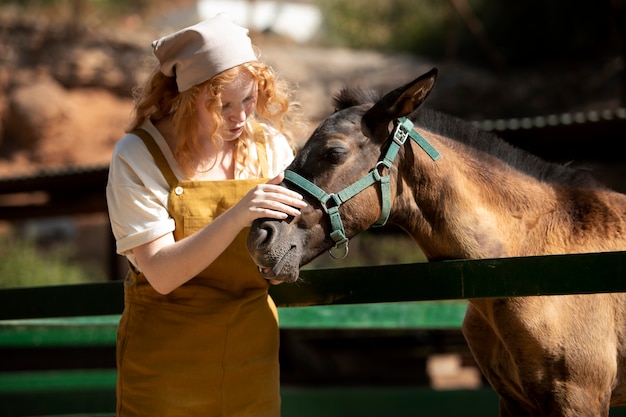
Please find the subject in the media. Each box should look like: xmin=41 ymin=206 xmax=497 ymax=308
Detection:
xmin=1 ymin=2 xmax=626 ymax=414
xmin=0 ymin=0 xmax=624 ymax=286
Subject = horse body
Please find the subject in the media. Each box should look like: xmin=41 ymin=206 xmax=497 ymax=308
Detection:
xmin=247 ymin=68 xmax=626 ymax=416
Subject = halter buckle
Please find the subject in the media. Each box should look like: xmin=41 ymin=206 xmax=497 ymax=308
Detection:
xmin=393 ymin=119 xmax=412 ymax=146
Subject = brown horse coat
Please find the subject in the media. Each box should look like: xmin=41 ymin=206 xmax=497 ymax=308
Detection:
xmin=248 ymin=68 xmax=626 ymax=416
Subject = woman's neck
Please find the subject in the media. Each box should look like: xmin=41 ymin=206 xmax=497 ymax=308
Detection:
xmin=154 ymin=118 xmax=236 ymax=181
xmin=154 ymin=118 xmax=178 ymax=154
xmin=192 ymin=140 xmax=236 ymax=180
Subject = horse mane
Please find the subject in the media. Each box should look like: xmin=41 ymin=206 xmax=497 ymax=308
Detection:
xmin=413 ymin=107 xmax=602 ymax=188
xmin=333 ymin=86 xmax=602 ymax=189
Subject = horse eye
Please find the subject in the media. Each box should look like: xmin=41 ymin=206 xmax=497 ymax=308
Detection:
xmin=323 ymin=147 xmax=349 ymax=164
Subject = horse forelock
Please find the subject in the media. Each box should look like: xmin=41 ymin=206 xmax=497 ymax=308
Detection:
xmin=333 ymin=86 xmax=381 ymax=111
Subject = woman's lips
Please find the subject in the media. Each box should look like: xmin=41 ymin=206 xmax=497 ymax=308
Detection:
xmin=229 ymin=126 xmax=244 ymax=136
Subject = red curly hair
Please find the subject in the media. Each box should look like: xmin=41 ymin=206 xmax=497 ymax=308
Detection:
xmin=128 ymin=60 xmax=304 ymax=178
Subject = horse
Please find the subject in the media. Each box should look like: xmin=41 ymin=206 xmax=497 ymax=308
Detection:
xmin=247 ymin=68 xmax=626 ymax=416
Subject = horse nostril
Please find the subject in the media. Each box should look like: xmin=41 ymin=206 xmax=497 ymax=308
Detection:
xmin=249 ymin=219 xmax=279 ymax=250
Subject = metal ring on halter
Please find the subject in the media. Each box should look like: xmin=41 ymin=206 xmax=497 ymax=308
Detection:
xmin=329 ymin=238 xmax=349 ymax=259
xmin=375 ymin=160 xmax=392 ymax=178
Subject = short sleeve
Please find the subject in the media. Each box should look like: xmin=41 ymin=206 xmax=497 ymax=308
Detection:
xmin=233 ymin=123 xmax=295 ymax=179
xmin=106 ymin=133 xmax=175 ymax=262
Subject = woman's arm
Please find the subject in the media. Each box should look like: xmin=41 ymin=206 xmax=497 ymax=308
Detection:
xmin=132 ymin=174 xmax=305 ymax=294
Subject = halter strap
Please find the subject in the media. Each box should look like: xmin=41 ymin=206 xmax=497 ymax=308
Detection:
xmin=284 ymin=117 xmax=440 ymax=259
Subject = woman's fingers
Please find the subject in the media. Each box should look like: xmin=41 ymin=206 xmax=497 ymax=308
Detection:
xmin=239 ymin=183 xmax=307 ymax=224
xmin=265 ymin=174 xmax=304 ymax=202
xmin=256 ymin=183 xmax=306 ymax=208
xmin=265 ymin=187 xmax=307 ymax=207
xmin=253 ymin=189 xmax=305 ymax=217
xmin=266 ymin=172 xmax=284 ymax=185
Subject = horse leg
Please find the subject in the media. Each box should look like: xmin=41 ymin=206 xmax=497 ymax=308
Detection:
xmin=502 ymin=296 xmax=616 ymax=417
xmin=499 ymin=390 xmax=611 ymax=417
xmin=463 ymin=301 xmax=537 ymax=415
xmin=498 ymin=391 xmax=609 ymax=417
xmin=464 ymin=298 xmax=615 ymax=417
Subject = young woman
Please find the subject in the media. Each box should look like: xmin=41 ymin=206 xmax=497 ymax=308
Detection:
xmin=106 ymin=15 xmax=307 ymax=416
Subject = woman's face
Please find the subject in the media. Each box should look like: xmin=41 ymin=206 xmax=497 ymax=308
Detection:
xmin=198 ymin=72 xmax=258 ymax=142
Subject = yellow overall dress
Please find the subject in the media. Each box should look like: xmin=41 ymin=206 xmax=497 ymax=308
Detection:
xmin=116 ymin=129 xmax=279 ymax=417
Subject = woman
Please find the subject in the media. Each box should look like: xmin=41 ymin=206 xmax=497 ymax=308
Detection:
xmin=106 ymin=15 xmax=307 ymax=417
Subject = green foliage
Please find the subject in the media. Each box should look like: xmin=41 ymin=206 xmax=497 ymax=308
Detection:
xmin=86 ymin=0 xmax=151 ymax=16
xmin=317 ymin=0 xmax=614 ymax=65
xmin=472 ymin=0 xmax=612 ymax=64
xmin=318 ymin=0 xmax=448 ymax=56
xmin=0 ymin=0 xmax=151 ymax=21
xmin=0 ymin=238 xmax=101 ymax=289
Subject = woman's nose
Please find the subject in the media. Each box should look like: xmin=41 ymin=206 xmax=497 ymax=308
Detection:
xmin=230 ymin=106 xmax=246 ymax=123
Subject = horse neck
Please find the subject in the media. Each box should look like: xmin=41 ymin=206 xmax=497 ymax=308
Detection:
xmin=388 ymin=130 xmax=626 ymax=261
xmin=390 ymin=135 xmax=480 ymax=260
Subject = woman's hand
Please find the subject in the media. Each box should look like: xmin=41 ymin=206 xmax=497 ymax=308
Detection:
xmin=132 ymin=173 xmax=306 ymax=294
xmin=233 ymin=173 xmax=307 ymax=228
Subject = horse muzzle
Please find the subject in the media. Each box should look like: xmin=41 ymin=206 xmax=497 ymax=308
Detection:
xmin=247 ymin=219 xmax=302 ymax=283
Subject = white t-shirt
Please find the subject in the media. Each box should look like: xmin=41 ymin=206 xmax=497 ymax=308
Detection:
xmin=106 ymin=120 xmax=295 ymax=268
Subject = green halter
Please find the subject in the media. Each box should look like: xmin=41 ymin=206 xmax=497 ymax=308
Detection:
xmin=284 ymin=116 xmax=441 ymax=259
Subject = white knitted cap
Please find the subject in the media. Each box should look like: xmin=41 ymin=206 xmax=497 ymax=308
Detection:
xmin=152 ymin=14 xmax=258 ymax=92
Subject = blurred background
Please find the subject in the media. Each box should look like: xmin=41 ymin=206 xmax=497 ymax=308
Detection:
xmin=0 ymin=0 xmax=625 ymax=403
xmin=0 ymin=0 xmax=624 ymax=288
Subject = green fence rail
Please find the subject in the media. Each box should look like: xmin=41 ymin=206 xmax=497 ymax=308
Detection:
xmin=3 ymin=251 xmax=626 ymax=320
xmin=2 ymin=251 xmax=626 ymax=417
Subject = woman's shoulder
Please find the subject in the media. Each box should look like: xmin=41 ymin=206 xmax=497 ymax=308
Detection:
xmin=112 ymin=122 xmax=173 ymax=166
xmin=108 ymin=132 xmax=154 ymax=183
xmin=252 ymin=123 xmax=295 ymax=176
xmin=113 ymin=131 xmax=147 ymax=155
xmin=255 ymin=122 xmax=291 ymax=147
xmin=258 ymin=122 xmax=281 ymax=136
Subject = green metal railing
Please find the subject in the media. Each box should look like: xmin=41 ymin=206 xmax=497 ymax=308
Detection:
xmin=2 ymin=251 xmax=626 ymax=417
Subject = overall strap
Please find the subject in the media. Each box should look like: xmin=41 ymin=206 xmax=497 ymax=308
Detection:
xmin=253 ymin=124 xmax=269 ymax=178
xmin=131 ymin=128 xmax=178 ymax=189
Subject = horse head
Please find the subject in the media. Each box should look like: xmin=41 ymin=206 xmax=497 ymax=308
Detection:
xmin=247 ymin=68 xmax=439 ymax=282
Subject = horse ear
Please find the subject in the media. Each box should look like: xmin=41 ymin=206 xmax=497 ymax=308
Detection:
xmin=362 ymin=68 xmax=438 ymax=140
